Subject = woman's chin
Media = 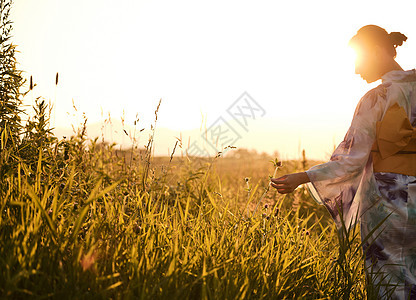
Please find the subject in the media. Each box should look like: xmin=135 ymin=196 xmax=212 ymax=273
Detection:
xmin=360 ymin=75 xmax=377 ymax=83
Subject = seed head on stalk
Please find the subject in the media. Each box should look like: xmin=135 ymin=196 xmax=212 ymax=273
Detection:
xmin=251 ymin=158 xmax=282 ymax=217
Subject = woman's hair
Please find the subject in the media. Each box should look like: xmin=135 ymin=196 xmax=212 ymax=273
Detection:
xmin=349 ymin=25 xmax=407 ymax=57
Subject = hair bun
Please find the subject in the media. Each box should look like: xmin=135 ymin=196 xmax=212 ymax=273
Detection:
xmin=389 ymin=32 xmax=407 ymax=47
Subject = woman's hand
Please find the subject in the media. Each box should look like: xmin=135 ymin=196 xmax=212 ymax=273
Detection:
xmin=270 ymin=172 xmax=310 ymax=194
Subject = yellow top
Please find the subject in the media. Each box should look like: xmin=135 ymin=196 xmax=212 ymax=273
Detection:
xmin=371 ymin=102 xmax=416 ymax=176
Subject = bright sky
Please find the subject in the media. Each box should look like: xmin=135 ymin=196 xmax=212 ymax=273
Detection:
xmin=10 ymin=0 xmax=416 ymax=160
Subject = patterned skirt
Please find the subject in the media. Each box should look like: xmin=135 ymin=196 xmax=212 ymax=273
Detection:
xmin=360 ymin=172 xmax=416 ymax=299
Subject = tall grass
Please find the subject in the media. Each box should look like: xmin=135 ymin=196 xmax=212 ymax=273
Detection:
xmin=0 ymin=103 xmax=370 ymax=299
xmin=0 ymin=0 xmax=380 ymax=298
xmin=0 ymin=147 xmax=369 ymax=299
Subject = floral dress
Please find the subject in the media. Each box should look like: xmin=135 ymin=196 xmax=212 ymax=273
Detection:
xmin=306 ymin=69 xmax=416 ymax=299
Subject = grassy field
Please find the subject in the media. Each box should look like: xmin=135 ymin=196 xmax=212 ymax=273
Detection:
xmin=0 ymin=1 xmax=370 ymax=297
xmin=0 ymin=123 xmax=368 ymax=299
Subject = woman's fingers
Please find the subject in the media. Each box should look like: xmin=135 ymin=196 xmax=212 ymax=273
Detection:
xmin=271 ymin=182 xmax=292 ymax=193
xmin=270 ymin=183 xmax=279 ymax=189
xmin=271 ymin=182 xmax=285 ymax=189
xmin=275 ymin=187 xmax=292 ymax=194
xmin=271 ymin=176 xmax=287 ymax=183
xmin=270 ymin=172 xmax=309 ymax=194
xmin=271 ymin=174 xmax=305 ymax=194
xmin=271 ymin=175 xmax=289 ymax=189
xmin=271 ymin=175 xmax=295 ymax=194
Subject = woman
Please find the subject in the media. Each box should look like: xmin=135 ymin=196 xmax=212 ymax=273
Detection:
xmin=271 ymin=25 xmax=416 ymax=299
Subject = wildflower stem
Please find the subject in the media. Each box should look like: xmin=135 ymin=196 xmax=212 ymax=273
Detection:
xmin=251 ymin=163 xmax=280 ymax=218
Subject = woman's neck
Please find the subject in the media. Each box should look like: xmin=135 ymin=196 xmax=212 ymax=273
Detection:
xmin=379 ymin=57 xmax=403 ymax=79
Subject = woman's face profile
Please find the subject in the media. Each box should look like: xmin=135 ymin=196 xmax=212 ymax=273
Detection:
xmin=354 ymin=46 xmax=380 ymax=83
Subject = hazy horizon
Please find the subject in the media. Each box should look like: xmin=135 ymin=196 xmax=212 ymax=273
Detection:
xmin=51 ymin=114 xmax=339 ymax=161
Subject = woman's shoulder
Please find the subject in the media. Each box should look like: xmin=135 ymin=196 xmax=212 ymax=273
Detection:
xmin=354 ymin=70 xmax=416 ymax=117
xmin=359 ymin=69 xmax=416 ymax=102
xmin=361 ymin=82 xmax=390 ymax=102
xmin=382 ymin=69 xmax=416 ymax=83
xmin=355 ymin=83 xmax=390 ymax=116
